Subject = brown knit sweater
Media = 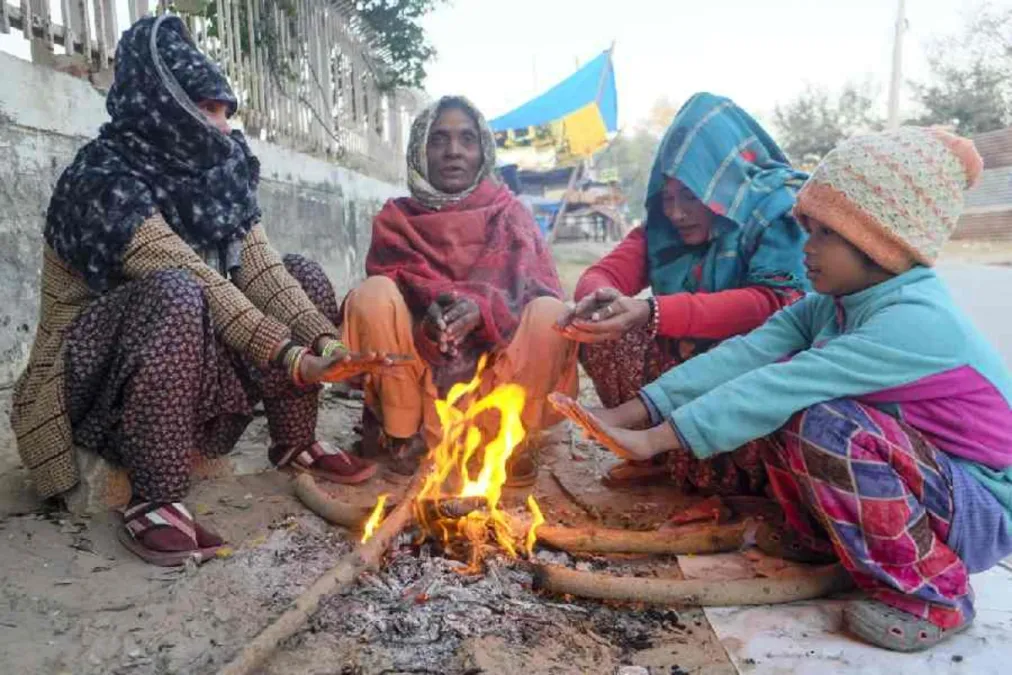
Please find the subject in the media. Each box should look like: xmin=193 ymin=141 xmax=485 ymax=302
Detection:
xmin=11 ymin=215 xmax=339 ymax=499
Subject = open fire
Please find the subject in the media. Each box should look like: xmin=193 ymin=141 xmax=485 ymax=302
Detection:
xmin=362 ymin=355 xmax=544 ymax=571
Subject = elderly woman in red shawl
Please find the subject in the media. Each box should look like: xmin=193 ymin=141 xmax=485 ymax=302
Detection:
xmin=342 ymin=96 xmax=578 ymax=485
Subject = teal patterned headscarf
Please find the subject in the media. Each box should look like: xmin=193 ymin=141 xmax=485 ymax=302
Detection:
xmin=645 ymin=93 xmax=810 ymax=296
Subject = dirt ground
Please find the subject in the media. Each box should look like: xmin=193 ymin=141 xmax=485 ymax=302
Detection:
xmin=0 ymin=372 xmax=741 ymax=675
xmin=6 ymin=238 xmax=1004 ymax=675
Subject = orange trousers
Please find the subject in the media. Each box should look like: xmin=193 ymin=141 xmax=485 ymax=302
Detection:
xmin=341 ymin=276 xmax=578 ymax=447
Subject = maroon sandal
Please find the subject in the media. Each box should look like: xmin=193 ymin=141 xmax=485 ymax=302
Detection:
xmin=118 ymin=501 xmax=226 ymax=567
xmin=272 ymin=441 xmax=377 ymax=485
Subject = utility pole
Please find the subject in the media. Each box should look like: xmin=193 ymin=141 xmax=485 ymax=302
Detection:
xmin=887 ymin=0 xmax=906 ymax=129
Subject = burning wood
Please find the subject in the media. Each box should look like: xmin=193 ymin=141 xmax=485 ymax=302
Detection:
xmin=356 ymin=355 xmax=544 ymax=572
xmin=417 ymin=496 xmax=489 ymax=521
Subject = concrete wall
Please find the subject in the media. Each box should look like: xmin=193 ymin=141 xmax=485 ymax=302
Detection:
xmin=0 ymin=51 xmax=405 ymax=390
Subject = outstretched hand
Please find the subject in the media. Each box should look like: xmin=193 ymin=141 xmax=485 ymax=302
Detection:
xmin=548 ymin=392 xmax=675 ymax=461
xmin=556 ymin=287 xmax=621 ymax=329
xmin=299 ymin=349 xmax=412 ymax=385
xmin=555 ymin=287 xmax=651 ymax=343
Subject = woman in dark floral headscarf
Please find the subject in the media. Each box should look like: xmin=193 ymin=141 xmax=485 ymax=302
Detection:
xmin=11 ymin=15 xmax=389 ymax=566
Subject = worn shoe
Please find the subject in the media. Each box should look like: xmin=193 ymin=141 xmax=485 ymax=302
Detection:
xmin=119 ymin=501 xmax=227 ymax=567
xmin=271 ymin=441 xmax=377 ymax=485
xmin=844 ymin=599 xmax=971 ymax=652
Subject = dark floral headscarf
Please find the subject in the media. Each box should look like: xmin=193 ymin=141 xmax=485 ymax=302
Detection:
xmin=44 ymin=15 xmax=260 ymax=290
xmin=405 ymin=95 xmax=497 ymax=210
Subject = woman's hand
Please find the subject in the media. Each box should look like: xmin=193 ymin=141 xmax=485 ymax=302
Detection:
xmin=441 ymin=298 xmax=481 ymax=352
xmin=556 ymin=287 xmax=651 ymax=343
xmin=298 ymin=349 xmax=406 ymax=385
xmin=421 ymin=293 xmax=481 ymax=357
xmin=556 ymin=287 xmax=621 ymax=329
xmin=422 ymin=292 xmax=455 ymax=342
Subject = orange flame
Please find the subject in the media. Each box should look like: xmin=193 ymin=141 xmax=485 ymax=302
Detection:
xmin=360 ymin=493 xmax=388 ymax=544
xmin=525 ymin=495 xmax=544 ymax=556
xmin=415 ymin=355 xmax=530 ymax=563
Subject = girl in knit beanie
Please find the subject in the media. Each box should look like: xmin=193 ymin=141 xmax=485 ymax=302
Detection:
xmin=550 ymin=127 xmax=1012 ymax=652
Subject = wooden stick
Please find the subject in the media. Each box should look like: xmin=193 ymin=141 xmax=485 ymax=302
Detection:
xmin=218 ymin=470 xmax=427 ymax=675
xmin=292 ymin=472 xmax=378 ymax=529
xmin=533 ymin=563 xmax=854 ymax=607
xmin=547 ymin=161 xmax=582 ymax=244
xmin=418 ymin=496 xmax=488 ymax=521
xmin=536 ymin=521 xmax=747 ymax=555
xmin=293 ymin=476 xmax=485 ymax=530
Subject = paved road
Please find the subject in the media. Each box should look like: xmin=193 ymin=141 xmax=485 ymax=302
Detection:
xmin=938 ymin=263 xmax=1012 ymax=366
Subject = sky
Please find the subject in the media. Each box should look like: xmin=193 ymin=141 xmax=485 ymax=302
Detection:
xmin=420 ymin=0 xmax=1003 ymax=130
xmin=0 ymin=0 xmax=1002 ymax=130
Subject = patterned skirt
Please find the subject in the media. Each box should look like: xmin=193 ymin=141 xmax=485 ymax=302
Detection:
xmin=63 ymin=255 xmax=339 ymax=502
xmin=767 ymin=399 xmax=1012 ymax=628
xmin=580 ymin=325 xmax=767 ymax=495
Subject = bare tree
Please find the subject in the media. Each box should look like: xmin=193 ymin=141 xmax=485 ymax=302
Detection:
xmin=911 ymin=3 xmax=1012 ymax=135
xmin=773 ymin=81 xmax=882 ymax=165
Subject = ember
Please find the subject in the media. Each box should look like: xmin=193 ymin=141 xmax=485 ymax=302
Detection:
xmin=362 ymin=355 xmax=543 ymax=570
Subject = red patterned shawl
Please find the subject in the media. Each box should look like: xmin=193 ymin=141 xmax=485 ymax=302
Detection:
xmin=366 ymin=179 xmax=562 ymax=374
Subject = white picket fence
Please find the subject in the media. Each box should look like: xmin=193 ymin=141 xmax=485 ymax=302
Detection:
xmin=2 ymin=0 xmax=420 ymax=182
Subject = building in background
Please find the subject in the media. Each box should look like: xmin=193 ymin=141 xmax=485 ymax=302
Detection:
xmin=956 ymin=128 xmax=1012 ymax=242
xmin=507 ymin=167 xmax=628 ymax=241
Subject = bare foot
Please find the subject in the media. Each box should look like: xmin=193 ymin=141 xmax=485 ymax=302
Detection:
xmin=586 ymin=405 xmax=618 ymax=426
xmin=549 ymin=393 xmax=661 ymax=461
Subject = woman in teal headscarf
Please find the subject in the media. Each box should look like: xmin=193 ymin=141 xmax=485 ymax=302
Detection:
xmin=557 ymin=92 xmax=809 ymax=494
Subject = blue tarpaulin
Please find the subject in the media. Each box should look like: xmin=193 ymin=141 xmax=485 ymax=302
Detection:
xmin=491 ymin=50 xmax=618 ymax=156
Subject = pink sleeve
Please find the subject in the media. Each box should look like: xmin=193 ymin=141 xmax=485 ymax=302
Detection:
xmin=657 ymin=286 xmax=802 ymax=340
xmin=574 ymin=227 xmax=650 ymax=300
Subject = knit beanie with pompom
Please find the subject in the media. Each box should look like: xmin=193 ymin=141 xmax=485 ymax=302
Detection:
xmin=794 ymin=127 xmax=983 ymax=274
